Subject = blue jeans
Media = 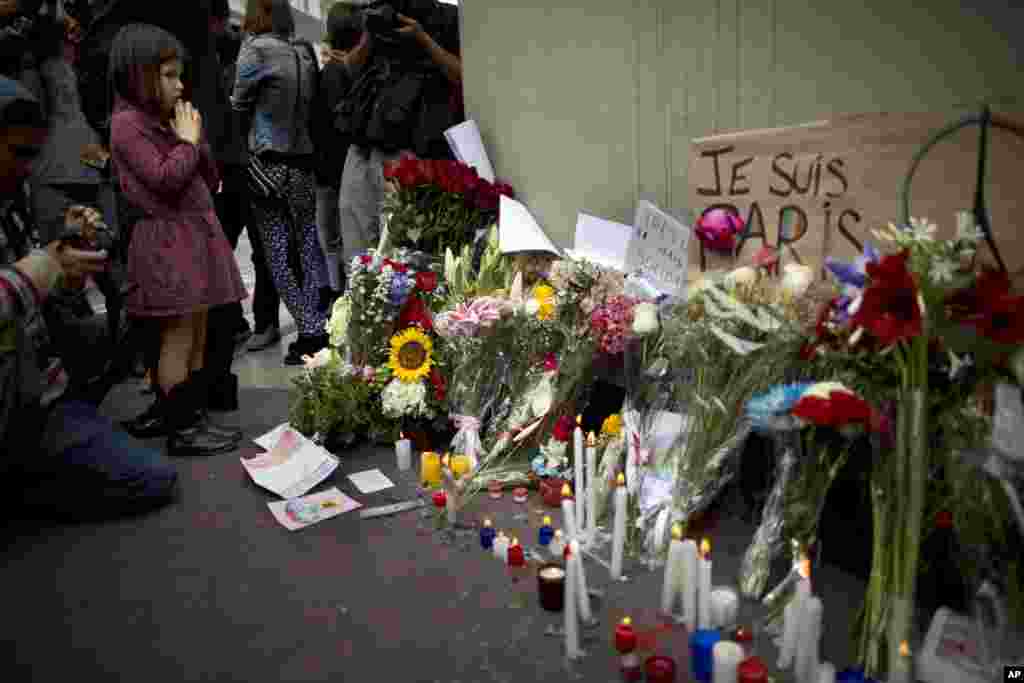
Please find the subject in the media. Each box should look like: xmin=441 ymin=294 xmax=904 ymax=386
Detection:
xmin=14 ymin=401 xmax=178 ymax=518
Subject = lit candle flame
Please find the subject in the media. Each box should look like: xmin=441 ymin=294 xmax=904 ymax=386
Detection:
xmin=542 ymin=516 xmax=552 ymax=526
xmin=554 ymin=529 xmax=563 ymax=539
xmin=576 ymin=414 xmax=582 ymax=426
xmin=616 ymin=472 xmax=625 ymax=486
xmin=400 ymin=431 xmax=405 ymax=439
xmin=587 ymin=431 xmax=596 ymax=446
xmin=798 ymin=556 xmax=811 ymax=580
xmin=483 ymin=518 xmax=491 ymax=527
xmin=671 ymin=523 xmax=683 ymax=541
xmin=561 ymin=483 xmax=572 ymax=498
xmin=441 ymin=454 xmax=450 ymax=467
xmin=622 ymin=617 xmax=632 ymax=626
xmin=899 ymin=641 xmax=910 ymax=657
xmin=700 ymin=538 xmax=711 ymax=559
xmin=511 ymin=537 xmax=519 ymax=546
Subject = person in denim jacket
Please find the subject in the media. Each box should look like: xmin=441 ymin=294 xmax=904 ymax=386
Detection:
xmin=233 ymin=0 xmax=328 ymax=366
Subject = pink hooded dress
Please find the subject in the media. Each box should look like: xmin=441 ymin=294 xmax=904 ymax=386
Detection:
xmin=110 ymin=100 xmax=247 ymax=317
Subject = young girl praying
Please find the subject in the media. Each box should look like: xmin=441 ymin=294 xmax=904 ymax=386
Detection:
xmin=109 ymin=24 xmax=247 ymax=456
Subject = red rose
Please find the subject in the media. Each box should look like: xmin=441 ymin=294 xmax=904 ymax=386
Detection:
xmin=383 ymin=258 xmax=408 ymax=273
xmin=417 ymin=159 xmax=437 ymax=186
xmin=430 ymin=367 xmax=446 ymax=402
xmin=475 ymin=182 xmax=499 ymax=211
xmin=542 ymin=353 xmax=559 ymax=371
xmin=383 ymin=160 xmax=399 ymax=180
xmin=552 ymin=414 xmax=574 ymax=442
xmin=360 ymin=254 xmax=372 ymax=264
xmin=415 ymin=271 xmax=438 ymax=292
xmin=398 ymin=295 xmax=434 ymax=332
xmin=791 ymin=390 xmax=872 ymax=428
xmin=494 ymin=181 xmax=514 ymax=198
xmin=850 ymin=251 xmax=922 ymax=347
xmin=393 ymin=157 xmax=423 ymax=187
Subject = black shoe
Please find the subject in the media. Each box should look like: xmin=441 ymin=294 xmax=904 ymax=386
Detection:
xmin=284 ymin=334 xmax=329 ymax=366
xmin=233 ymin=329 xmax=253 ymax=358
xmin=207 ymin=372 xmax=240 ymax=412
xmin=247 ymin=326 xmax=281 ymax=351
xmin=121 ymin=399 xmax=166 ymax=438
xmin=165 ymin=380 xmax=241 ymax=456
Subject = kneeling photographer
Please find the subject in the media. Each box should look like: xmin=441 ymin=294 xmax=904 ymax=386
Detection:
xmin=328 ymin=0 xmax=462 ymax=273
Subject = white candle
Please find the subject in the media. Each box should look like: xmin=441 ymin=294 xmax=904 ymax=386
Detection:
xmin=795 ymin=596 xmax=823 ymax=683
xmin=610 ymin=473 xmax=627 ymax=579
xmin=681 ymin=538 xmax=698 ymax=630
xmin=778 ymin=577 xmax=811 ymax=669
xmin=446 ymin=493 xmax=457 ymax=526
xmin=697 ymin=538 xmax=713 ymax=630
xmin=564 ymin=541 xmax=581 ymax=658
xmin=661 ymin=524 xmax=685 ymax=615
xmin=550 ymin=529 xmax=566 ymax=558
xmin=712 ymin=640 xmax=744 ymax=683
xmin=570 ymin=539 xmax=593 ymax=623
xmin=560 ymin=483 xmax=578 ymax=538
xmin=816 ymin=661 xmax=836 ymax=683
xmin=493 ymin=532 xmax=509 ymax=563
xmin=710 ymin=587 xmax=740 ymax=630
xmin=585 ymin=431 xmax=598 ymax=539
xmin=395 ymin=434 xmax=412 ymax=470
xmin=574 ymin=416 xmax=585 ymax=532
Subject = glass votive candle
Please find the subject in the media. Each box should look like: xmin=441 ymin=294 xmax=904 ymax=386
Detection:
xmin=420 ymin=451 xmax=441 ymax=487
xmin=488 ymin=480 xmax=503 ymax=499
xmin=644 ymin=655 xmax=676 ymax=683
xmin=450 ymin=454 xmax=471 ymax=479
xmin=513 ymin=487 xmax=528 ymax=503
xmin=537 ymin=562 xmax=566 ymax=612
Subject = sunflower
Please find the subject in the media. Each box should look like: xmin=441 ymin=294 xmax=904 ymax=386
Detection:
xmin=601 ymin=413 xmax=622 ymax=437
xmin=388 ymin=328 xmax=434 ymax=383
xmin=533 ymin=284 xmax=556 ymax=320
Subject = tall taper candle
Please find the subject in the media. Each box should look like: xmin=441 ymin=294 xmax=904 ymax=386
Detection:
xmin=661 ymin=523 xmax=685 ymax=615
xmin=681 ymin=538 xmax=699 ymax=630
xmin=586 ymin=431 xmax=598 ymax=539
xmin=712 ymin=640 xmax=744 ymax=683
xmin=816 ymin=662 xmax=836 ymax=683
xmin=574 ymin=415 xmax=585 ymax=532
xmin=564 ymin=542 xmax=581 ymax=658
xmin=795 ymin=597 xmax=823 ymax=683
xmin=778 ymin=577 xmax=811 ymax=669
xmin=698 ymin=539 xmax=713 ymax=630
xmin=560 ymin=483 xmax=577 ymax=538
xmin=569 ymin=539 xmax=592 ymax=622
xmin=610 ymin=472 xmax=627 ymax=579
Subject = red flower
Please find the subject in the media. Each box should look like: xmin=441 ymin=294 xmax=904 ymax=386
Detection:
xmin=429 ymin=367 xmax=446 ymax=402
xmin=415 ymin=271 xmax=438 ymax=292
xmin=542 ymin=353 xmax=559 ymax=371
xmin=360 ymin=254 xmax=372 ymax=264
xmin=850 ymin=251 xmax=922 ymax=347
xmin=494 ymin=181 xmax=514 ymax=199
xmin=389 ymin=157 xmax=424 ymax=187
xmin=475 ymin=182 xmax=500 ymax=212
xmin=383 ymin=258 xmax=408 ymax=273
xmin=791 ymin=390 xmax=873 ymax=428
xmin=947 ymin=268 xmax=1024 ymax=344
xmin=552 ymin=414 xmax=574 ymax=442
xmin=398 ymin=295 xmax=434 ymax=332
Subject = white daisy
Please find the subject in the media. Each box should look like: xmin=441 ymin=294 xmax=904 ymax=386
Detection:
xmin=909 ymin=217 xmax=937 ymax=241
xmin=930 ymin=258 xmax=957 ymax=283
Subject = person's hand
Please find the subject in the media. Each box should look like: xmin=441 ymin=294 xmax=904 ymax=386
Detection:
xmin=396 ymin=14 xmax=426 ymax=41
xmin=171 ymin=101 xmax=202 ymax=146
xmin=46 ymin=241 xmax=109 ymax=281
xmin=321 ymin=45 xmax=348 ymax=64
xmin=345 ymin=31 xmax=372 ymax=70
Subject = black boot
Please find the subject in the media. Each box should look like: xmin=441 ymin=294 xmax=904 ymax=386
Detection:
xmin=121 ymin=386 xmax=167 ymax=438
xmin=190 ymin=370 xmax=244 ymax=441
xmin=207 ymin=372 xmax=240 ymax=412
xmin=165 ymin=380 xmax=241 ymax=456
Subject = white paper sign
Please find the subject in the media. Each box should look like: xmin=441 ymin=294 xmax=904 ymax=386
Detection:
xmin=444 ymin=120 xmax=496 ymax=183
xmin=243 ymin=426 xmax=339 ymax=499
xmin=566 ymin=213 xmax=633 ymax=272
xmin=267 ymin=488 xmax=362 ymax=531
xmin=993 ymin=383 xmax=1023 ymax=460
xmin=498 ymin=195 xmax=561 ymax=256
xmin=625 ymin=200 xmax=692 ymax=296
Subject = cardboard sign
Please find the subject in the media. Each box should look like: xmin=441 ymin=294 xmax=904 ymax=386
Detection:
xmin=687 ymin=111 xmax=1024 ymax=284
xmin=625 ymin=200 xmax=692 ymax=295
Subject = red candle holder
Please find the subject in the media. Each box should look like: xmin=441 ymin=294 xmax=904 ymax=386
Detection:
xmin=431 ymin=490 xmax=447 ymax=508
xmin=737 ymin=656 xmax=768 ymax=683
xmin=488 ymin=480 xmax=503 ymax=499
xmin=512 ymin=487 xmax=529 ymax=503
xmin=539 ymin=477 xmax=567 ymax=508
xmin=619 ymin=653 xmax=642 ymax=681
xmin=644 ymin=655 xmax=676 ymax=683
xmin=614 ymin=618 xmax=638 ymax=654
xmin=536 ymin=562 xmax=565 ymax=612
xmin=507 ymin=543 xmax=525 ymax=567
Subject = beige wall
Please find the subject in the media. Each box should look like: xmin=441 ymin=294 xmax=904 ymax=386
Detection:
xmin=461 ymin=0 xmax=1023 ymax=248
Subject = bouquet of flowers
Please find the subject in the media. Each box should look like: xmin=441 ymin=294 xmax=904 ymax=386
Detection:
xmin=801 ymin=213 xmax=1024 ymax=678
xmin=337 ymin=248 xmax=444 ymax=367
xmin=382 ymin=157 xmax=514 ymax=256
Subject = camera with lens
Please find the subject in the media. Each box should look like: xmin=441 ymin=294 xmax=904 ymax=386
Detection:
xmin=58 ymin=205 xmax=115 ymax=253
xmin=331 ymin=0 xmax=443 ymax=57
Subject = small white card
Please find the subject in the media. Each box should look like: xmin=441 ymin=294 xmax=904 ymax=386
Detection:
xmin=626 ymin=200 xmax=692 ymax=295
xmin=498 ymin=195 xmax=561 ymax=256
xmin=267 ymin=487 xmax=362 ymax=531
xmin=444 ymin=120 xmax=496 ymax=183
xmin=347 ymin=468 xmax=395 ymax=494
xmin=567 ymin=212 xmax=633 ymax=272
xmin=993 ymin=383 xmax=1023 ymax=460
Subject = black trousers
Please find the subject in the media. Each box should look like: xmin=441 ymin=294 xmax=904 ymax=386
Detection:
xmin=204 ymin=164 xmax=281 ymax=378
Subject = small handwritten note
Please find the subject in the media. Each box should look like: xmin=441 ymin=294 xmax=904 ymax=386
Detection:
xmin=625 ymin=201 xmax=691 ymax=296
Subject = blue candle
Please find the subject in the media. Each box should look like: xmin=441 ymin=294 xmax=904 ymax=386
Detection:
xmin=688 ymin=628 xmax=720 ymax=682
xmin=480 ymin=520 xmax=496 ymax=549
xmin=538 ymin=516 xmax=554 ymax=546
xmin=837 ymin=668 xmax=879 ymax=683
